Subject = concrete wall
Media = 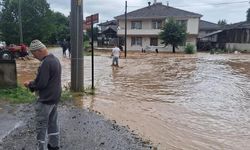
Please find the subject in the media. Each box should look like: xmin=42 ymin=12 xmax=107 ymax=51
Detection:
xmin=0 ymin=60 xmax=17 ymax=88
xmin=226 ymin=43 xmax=250 ymax=52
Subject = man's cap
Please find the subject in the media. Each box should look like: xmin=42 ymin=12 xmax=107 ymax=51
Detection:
xmin=29 ymin=40 xmax=46 ymax=51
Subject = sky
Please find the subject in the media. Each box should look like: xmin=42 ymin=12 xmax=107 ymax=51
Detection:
xmin=47 ymin=0 xmax=250 ymax=24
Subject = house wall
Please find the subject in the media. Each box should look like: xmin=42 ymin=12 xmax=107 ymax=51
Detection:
xmin=118 ymin=18 xmax=199 ymax=51
xmin=187 ymin=18 xmax=199 ymax=34
xmin=198 ymin=30 xmax=217 ymax=38
xmin=198 ymin=31 xmax=207 ymax=38
xmin=218 ymin=29 xmax=250 ymax=43
xmin=126 ymin=36 xmax=194 ymax=51
xmin=226 ymin=43 xmax=250 ymax=51
xmin=118 ymin=19 xmax=162 ymax=35
xmin=118 ymin=29 xmax=162 ymax=36
xmin=186 ymin=35 xmax=197 ymax=49
xmin=118 ymin=18 xmax=200 ymax=35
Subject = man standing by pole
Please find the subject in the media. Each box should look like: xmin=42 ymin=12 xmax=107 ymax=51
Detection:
xmin=24 ymin=40 xmax=61 ymax=150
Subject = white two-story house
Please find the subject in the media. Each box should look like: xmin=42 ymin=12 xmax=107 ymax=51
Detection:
xmin=115 ymin=2 xmax=202 ymax=51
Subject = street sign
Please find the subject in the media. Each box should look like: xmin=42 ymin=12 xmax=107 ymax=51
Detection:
xmin=84 ymin=21 xmax=91 ymax=30
xmin=86 ymin=13 xmax=99 ymax=25
xmin=76 ymin=0 xmax=82 ymax=6
xmin=85 ymin=13 xmax=99 ymax=90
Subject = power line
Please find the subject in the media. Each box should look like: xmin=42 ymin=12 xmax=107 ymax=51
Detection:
xmin=127 ymin=0 xmax=249 ymax=8
xmin=208 ymin=0 xmax=249 ymax=5
xmin=174 ymin=0 xmax=249 ymax=7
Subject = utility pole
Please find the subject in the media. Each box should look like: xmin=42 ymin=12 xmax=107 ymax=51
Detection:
xmin=70 ymin=0 xmax=84 ymax=92
xmin=91 ymin=15 xmax=94 ymax=90
xmin=125 ymin=1 xmax=127 ymax=58
xmin=18 ymin=0 xmax=23 ymax=44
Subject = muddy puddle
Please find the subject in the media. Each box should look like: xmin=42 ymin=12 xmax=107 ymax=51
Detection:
xmin=17 ymin=48 xmax=250 ymax=149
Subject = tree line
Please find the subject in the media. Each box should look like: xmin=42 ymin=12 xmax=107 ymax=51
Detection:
xmin=0 ymin=0 xmax=69 ymax=45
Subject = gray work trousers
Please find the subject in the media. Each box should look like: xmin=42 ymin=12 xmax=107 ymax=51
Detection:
xmin=35 ymin=102 xmax=59 ymax=150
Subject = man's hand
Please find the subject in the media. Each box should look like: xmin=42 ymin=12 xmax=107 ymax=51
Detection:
xmin=24 ymin=81 xmax=31 ymax=88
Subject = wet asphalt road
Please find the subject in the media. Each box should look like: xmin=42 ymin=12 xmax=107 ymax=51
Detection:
xmin=0 ymin=103 xmax=152 ymax=150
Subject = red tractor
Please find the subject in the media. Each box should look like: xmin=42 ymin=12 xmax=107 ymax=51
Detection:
xmin=7 ymin=44 xmax=29 ymax=58
xmin=0 ymin=43 xmax=29 ymax=60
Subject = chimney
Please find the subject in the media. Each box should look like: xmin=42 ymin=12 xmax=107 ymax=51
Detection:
xmin=154 ymin=0 xmax=157 ymax=4
xmin=148 ymin=1 xmax=151 ymax=6
xmin=167 ymin=1 xmax=169 ymax=6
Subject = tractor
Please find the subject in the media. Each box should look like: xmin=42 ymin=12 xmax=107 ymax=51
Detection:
xmin=0 ymin=43 xmax=29 ymax=60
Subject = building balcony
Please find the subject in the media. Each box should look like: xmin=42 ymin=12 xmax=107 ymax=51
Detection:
xmin=117 ymin=29 xmax=162 ymax=36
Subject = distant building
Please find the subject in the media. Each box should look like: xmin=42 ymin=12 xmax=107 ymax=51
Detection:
xmin=98 ymin=20 xmax=118 ymax=38
xmin=199 ymin=20 xmax=220 ymax=39
xmin=115 ymin=1 xmax=202 ymax=51
xmin=197 ymin=20 xmax=221 ymax=51
xmin=200 ymin=21 xmax=250 ymax=51
xmin=98 ymin=20 xmax=118 ymax=46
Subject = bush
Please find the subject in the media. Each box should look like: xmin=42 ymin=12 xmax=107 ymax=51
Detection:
xmin=185 ymin=43 xmax=196 ymax=54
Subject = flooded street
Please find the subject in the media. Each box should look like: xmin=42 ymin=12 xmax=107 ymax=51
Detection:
xmin=17 ymin=48 xmax=250 ymax=149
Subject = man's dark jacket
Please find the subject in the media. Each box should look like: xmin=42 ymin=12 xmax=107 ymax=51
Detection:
xmin=29 ymin=54 xmax=61 ymax=105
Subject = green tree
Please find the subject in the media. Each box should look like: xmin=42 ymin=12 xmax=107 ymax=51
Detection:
xmin=247 ymin=8 xmax=250 ymax=22
xmin=86 ymin=27 xmax=99 ymax=41
xmin=47 ymin=12 xmax=69 ymax=44
xmin=218 ymin=19 xmax=227 ymax=26
xmin=159 ymin=18 xmax=186 ymax=53
xmin=0 ymin=0 xmax=20 ymax=44
xmin=0 ymin=0 xmax=69 ymax=45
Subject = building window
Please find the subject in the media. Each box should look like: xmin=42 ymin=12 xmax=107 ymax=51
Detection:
xmin=131 ymin=37 xmax=142 ymax=46
xmin=150 ymin=38 xmax=158 ymax=46
xmin=131 ymin=21 xmax=142 ymax=29
xmin=152 ymin=20 xmax=163 ymax=29
xmin=176 ymin=20 xmax=187 ymax=31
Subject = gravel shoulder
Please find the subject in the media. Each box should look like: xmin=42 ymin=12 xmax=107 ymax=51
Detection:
xmin=0 ymin=102 xmax=153 ymax=150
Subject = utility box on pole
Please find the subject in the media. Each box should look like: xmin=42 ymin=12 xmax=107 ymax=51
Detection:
xmin=70 ymin=0 xmax=84 ymax=92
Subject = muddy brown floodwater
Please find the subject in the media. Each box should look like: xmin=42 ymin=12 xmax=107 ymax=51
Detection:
xmin=17 ymin=48 xmax=250 ymax=150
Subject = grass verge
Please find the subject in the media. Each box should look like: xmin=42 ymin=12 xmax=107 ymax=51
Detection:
xmin=0 ymin=86 xmax=35 ymax=104
xmin=0 ymin=85 xmax=95 ymax=104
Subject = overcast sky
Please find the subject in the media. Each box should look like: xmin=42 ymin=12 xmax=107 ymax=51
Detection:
xmin=47 ymin=0 xmax=249 ymax=24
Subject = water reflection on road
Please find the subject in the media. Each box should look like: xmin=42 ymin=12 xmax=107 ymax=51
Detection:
xmin=17 ymin=48 xmax=250 ymax=149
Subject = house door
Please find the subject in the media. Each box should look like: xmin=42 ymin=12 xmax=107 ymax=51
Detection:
xmin=150 ymin=38 xmax=158 ymax=46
